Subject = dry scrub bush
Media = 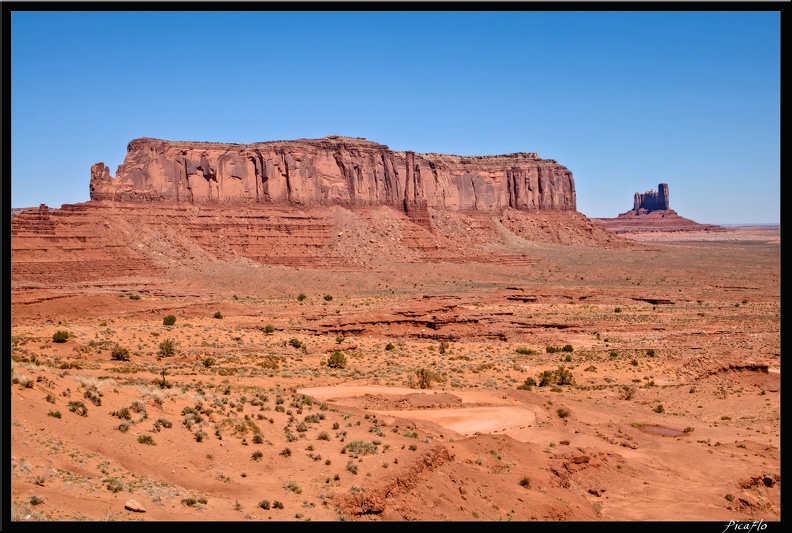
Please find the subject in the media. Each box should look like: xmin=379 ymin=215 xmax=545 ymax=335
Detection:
xmin=327 ymin=351 xmax=347 ymax=369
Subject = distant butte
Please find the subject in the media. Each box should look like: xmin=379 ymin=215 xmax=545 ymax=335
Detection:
xmin=593 ymin=183 xmax=726 ymax=234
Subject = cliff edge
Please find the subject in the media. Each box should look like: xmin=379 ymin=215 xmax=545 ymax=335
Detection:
xmin=90 ymin=136 xmax=576 ymax=212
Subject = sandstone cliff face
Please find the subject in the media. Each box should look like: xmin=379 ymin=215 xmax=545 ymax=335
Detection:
xmin=90 ymin=136 xmax=576 ymax=212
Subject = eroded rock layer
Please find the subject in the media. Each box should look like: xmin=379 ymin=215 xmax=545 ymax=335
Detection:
xmin=10 ymin=202 xmax=626 ymax=285
xmin=89 ymin=136 xmax=576 ymax=212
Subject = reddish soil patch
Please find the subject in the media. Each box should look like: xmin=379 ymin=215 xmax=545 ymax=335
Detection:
xmin=10 ymin=207 xmax=780 ymax=522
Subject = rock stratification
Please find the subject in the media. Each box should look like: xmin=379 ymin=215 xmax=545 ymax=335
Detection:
xmin=89 ymin=136 xmax=576 ymax=212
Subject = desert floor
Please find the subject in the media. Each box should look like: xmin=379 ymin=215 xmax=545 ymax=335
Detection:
xmin=9 ymin=225 xmax=780 ymax=522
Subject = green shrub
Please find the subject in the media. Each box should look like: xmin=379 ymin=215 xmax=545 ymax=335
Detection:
xmin=129 ymin=294 xmax=141 ymax=300
xmin=385 ymin=342 xmax=395 ymax=351
xmin=252 ymin=451 xmax=263 ymax=461
xmin=137 ymin=434 xmax=155 ymax=445
xmin=52 ymin=330 xmax=69 ymax=343
xmin=289 ymin=338 xmax=303 ymax=349
xmin=537 ymin=366 xmax=575 ymax=387
xmin=557 ymin=408 xmax=571 ymax=418
xmin=515 ymin=347 xmax=537 ymax=355
xmin=258 ymin=500 xmax=271 ymax=510
xmin=106 ymin=478 xmax=124 ymax=493
xmin=646 ymin=349 xmax=655 ymax=357
xmin=111 ymin=346 xmax=130 ymax=361
xmin=68 ymin=401 xmax=87 ymax=417
xmin=213 ymin=311 xmax=223 ymax=319
xmin=48 ymin=410 xmax=61 ymax=419
xmin=327 ymin=351 xmax=347 ymax=369
xmin=414 ymin=367 xmax=437 ymax=389
xmin=519 ymin=477 xmax=531 ymax=488
xmin=653 ymin=404 xmax=664 ymax=413
xmin=562 ymin=345 xmax=574 ymax=352
xmin=263 ymin=324 xmax=275 ymax=335
xmin=517 ymin=377 xmax=536 ymax=391
xmin=158 ymin=339 xmax=176 ymax=357
xmin=297 ymin=293 xmax=307 ymax=301
xmin=614 ymin=307 xmax=622 ymax=313
xmin=202 ymin=357 xmax=215 ymax=368
xmin=323 ymin=295 xmax=333 ymax=301
xmin=346 ymin=460 xmax=358 ymax=475
xmin=545 ymin=345 xmax=560 ymax=353
xmin=163 ymin=315 xmax=176 ymax=326
xmin=343 ymin=440 xmax=378 ymax=456
xmin=273 ymin=501 xmax=284 ymax=509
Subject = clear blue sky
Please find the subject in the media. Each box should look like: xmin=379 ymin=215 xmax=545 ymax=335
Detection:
xmin=11 ymin=10 xmax=780 ymax=224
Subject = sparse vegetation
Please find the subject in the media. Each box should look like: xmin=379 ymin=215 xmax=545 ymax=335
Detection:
xmin=327 ymin=350 xmax=347 ymax=369
xmin=111 ymin=346 xmax=130 ymax=361
xmin=163 ymin=315 xmax=176 ymax=326
xmin=620 ymin=385 xmax=636 ymax=400
xmin=537 ymin=366 xmax=575 ymax=387
xmin=68 ymin=400 xmax=88 ymax=417
xmin=213 ymin=311 xmax=223 ymax=319
xmin=516 ymin=347 xmax=538 ymax=355
xmin=413 ymin=367 xmax=440 ymax=389
xmin=343 ymin=440 xmax=378 ymax=456
xmin=517 ymin=377 xmax=536 ymax=391
xmin=52 ymin=330 xmax=69 ymax=343
xmin=137 ymin=434 xmax=155 ymax=445
xmin=158 ymin=339 xmax=177 ymax=357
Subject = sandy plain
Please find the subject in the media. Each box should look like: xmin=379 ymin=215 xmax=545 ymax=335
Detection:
xmin=9 ymin=220 xmax=780 ymax=522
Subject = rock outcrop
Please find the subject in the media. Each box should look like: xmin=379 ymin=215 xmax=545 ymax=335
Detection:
xmin=594 ymin=183 xmax=725 ymax=234
xmin=89 ymin=136 xmax=576 ymax=213
xmin=633 ymin=183 xmax=669 ymax=211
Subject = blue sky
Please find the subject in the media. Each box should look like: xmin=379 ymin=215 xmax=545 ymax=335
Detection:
xmin=11 ymin=10 xmax=780 ymax=224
